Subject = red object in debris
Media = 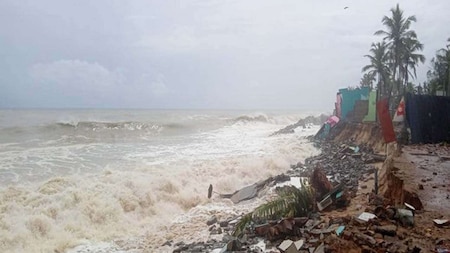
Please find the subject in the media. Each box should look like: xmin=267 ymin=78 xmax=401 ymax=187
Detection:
xmin=376 ymin=98 xmax=396 ymax=143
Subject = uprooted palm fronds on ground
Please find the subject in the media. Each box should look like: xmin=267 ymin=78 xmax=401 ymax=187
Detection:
xmin=233 ymin=179 xmax=315 ymax=237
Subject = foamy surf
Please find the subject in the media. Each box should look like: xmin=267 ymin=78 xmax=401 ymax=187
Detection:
xmin=0 ymin=110 xmax=321 ymax=253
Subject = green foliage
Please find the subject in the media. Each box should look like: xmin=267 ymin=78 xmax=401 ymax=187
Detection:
xmin=232 ymin=179 xmax=315 ymax=237
xmin=362 ymin=4 xmax=425 ymax=103
xmin=426 ymin=38 xmax=450 ymax=96
xmin=360 ymin=72 xmax=376 ymax=89
xmin=362 ymin=41 xmax=391 ymax=97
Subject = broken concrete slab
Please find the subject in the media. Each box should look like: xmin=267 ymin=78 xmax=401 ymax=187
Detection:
xmin=278 ymin=239 xmax=304 ymax=253
xmin=357 ymin=212 xmax=377 ymax=222
xmin=230 ymin=184 xmax=259 ymax=204
xmin=434 ymin=219 xmax=450 ymax=227
xmin=313 ymin=242 xmax=325 ymax=253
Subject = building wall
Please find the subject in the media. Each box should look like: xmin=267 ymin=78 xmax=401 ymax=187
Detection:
xmin=363 ymin=90 xmax=377 ymax=122
xmin=339 ymin=87 xmax=370 ymax=120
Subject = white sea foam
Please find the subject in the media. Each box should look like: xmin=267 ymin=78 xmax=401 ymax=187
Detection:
xmin=0 ymin=110 xmax=321 ymax=253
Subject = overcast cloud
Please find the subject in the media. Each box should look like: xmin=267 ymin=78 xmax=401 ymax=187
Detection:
xmin=1 ymin=0 xmax=450 ymax=110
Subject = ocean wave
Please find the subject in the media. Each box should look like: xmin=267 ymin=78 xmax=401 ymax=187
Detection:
xmin=232 ymin=114 xmax=269 ymax=123
xmin=55 ymin=121 xmax=164 ymax=132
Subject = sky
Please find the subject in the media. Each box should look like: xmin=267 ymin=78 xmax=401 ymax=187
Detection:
xmin=1 ymin=0 xmax=450 ymax=110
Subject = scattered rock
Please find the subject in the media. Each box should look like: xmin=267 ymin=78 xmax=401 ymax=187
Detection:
xmin=219 ymin=220 xmax=229 ymax=227
xmin=374 ymin=225 xmax=397 ymax=236
xmin=207 ymin=216 xmax=217 ymax=226
xmin=396 ymin=209 xmax=414 ymax=227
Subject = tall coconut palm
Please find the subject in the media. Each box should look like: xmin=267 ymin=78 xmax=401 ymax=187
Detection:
xmin=375 ymin=4 xmax=418 ymax=97
xmin=401 ymin=37 xmax=425 ymax=94
xmin=362 ymin=41 xmax=391 ymax=99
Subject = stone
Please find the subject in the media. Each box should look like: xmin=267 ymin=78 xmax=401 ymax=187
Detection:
xmin=418 ymin=184 xmax=424 ymax=190
xmin=219 ymin=220 xmax=229 ymax=227
xmin=207 ymin=216 xmax=217 ymax=226
xmin=374 ymin=225 xmax=397 ymax=236
xmin=173 ymin=245 xmax=188 ymax=253
xmin=162 ymin=240 xmax=172 ymax=246
xmin=222 ymin=234 xmax=234 ymax=243
xmin=410 ymin=246 xmax=421 ymax=253
xmin=373 ymin=233 xmax=383 ymax=240
xmin=174 ymin=241 xmax=185 ymax=247
xmin=192 ymin=245 xmax=205 ymax=252
xmin=355 ymin=232 xmax=376 ymax=246
xmin=396 ymin=209 xmax=414 ymax=227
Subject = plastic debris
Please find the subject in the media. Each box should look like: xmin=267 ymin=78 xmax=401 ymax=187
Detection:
xmin=336 ymin=225 xmax=345 ymax=236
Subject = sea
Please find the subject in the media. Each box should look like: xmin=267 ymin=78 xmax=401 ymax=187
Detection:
xmin=0 ymin=109 xmax=321 ymax=253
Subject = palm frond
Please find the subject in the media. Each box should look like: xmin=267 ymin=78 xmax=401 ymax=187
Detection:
xmin=232 ymin=180 xmax=315 ymax=237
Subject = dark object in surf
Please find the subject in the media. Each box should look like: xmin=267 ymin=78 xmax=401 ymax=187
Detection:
xmin=208 ymin=184 xmax=213 ymax=199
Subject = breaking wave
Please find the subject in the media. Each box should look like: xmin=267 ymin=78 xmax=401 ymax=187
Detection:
xmin=0 ymin=109 xmax=324 ymax=252
xmin=233 ymin=114 xmax=269 ymax=123
xmin=55 ymin=121 xmax=166 ymax=132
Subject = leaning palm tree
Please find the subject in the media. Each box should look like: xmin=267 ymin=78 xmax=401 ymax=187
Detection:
xmin=362 ymin=41 xmax=391 ymax=99
xmin=375 ymin=4 xmax=418 ymax=98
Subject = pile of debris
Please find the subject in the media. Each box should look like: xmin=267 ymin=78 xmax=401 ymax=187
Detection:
xmin=170 ymin=137 xmax=450 ymax=252
xmin=290 ymin=141 xmax=385 ymax=197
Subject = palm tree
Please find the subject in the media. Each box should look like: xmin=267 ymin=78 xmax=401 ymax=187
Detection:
xmin=360 ymin=72 xmax=376 ymax=89
xmin=427 ymin=38 xmax=450 ymax=96
xmin=375 ymin=4 xmax=418 ymax=97
xmin=362 ymin=41 xmax=391 ymax=99
xmin=401 ymin=37 xmax=425 ymax=94
xmin=426 ymin=67 xmax=443 ymax=95
xmin=436 ymin=38 xmax=450 ymax=95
